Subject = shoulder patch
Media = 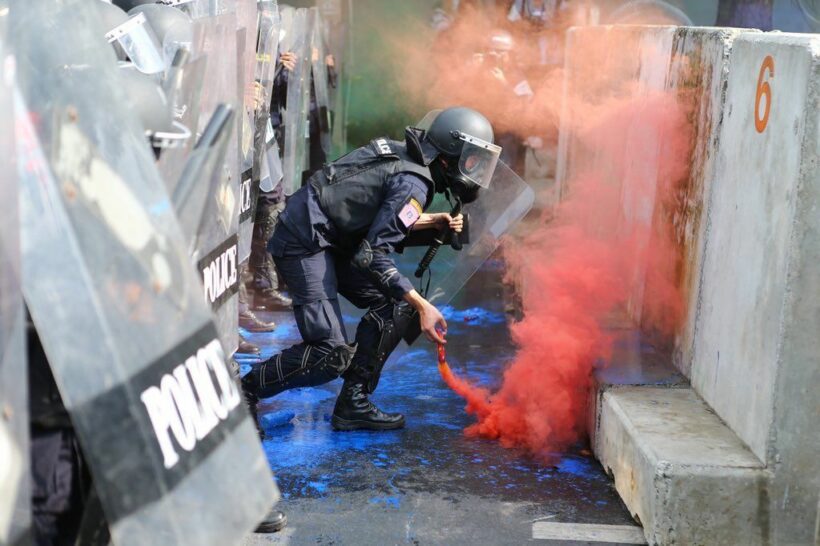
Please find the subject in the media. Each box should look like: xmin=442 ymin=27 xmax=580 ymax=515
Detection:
xmin=398 ymin=198 xmax=423 ymax=228
xmin=373 ymin=138 xmax=394 ymax=156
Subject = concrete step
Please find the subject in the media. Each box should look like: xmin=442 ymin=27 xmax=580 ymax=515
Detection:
xmin=594 ymin=386 xmax=769 ymax=545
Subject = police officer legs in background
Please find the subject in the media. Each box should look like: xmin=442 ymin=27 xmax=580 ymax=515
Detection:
xmin=247 ymin=187 xmax=293 ymax=312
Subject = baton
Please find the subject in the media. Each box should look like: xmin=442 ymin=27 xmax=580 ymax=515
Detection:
xmin=414 ymin=199 xmax=462 ymax=279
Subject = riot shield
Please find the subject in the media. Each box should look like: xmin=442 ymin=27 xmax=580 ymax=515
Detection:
xmin=255 ymin=1 xmax=281 ymax=121
xmin=0 ymin=28 xmax=29 ymax=546
xmin=318 ymin=0 xmax=346 ymax=154
xmin=280 ymin=7 xmax=311 ymax=195
xmin=396 ymin=162 xmax=535 ymax=343
xmin=10 ymin=2 xmax=276 ymax=544
xmin=310 ymin=7 xmax=332 ymax=154
xmin=174 ymin=105 xmax=236 ymax=255
xmin=254 ymin=2 xmax=283 ymax=193
xmin=188 ymin=11 xmax=241 ymax=354
xmin=157 ymin=54 xmax=208 ymax=192
xmin=236 ymin=0 xmax=259 ymax=263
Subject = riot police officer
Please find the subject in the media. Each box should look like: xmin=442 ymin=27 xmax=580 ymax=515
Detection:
xmin=242 ymin=106 xmax=502 ymax=432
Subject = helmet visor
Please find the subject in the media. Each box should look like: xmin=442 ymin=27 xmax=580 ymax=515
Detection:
xmin=458 ymin=134 xmax=501 ymax=188
xmin=416 ymin=109 xmax=442 ymax=131
xmin=106 ymin=13 xmax=166 ymax=75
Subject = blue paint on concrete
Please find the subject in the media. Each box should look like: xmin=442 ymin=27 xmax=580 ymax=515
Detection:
xmin=440 ymin=305 xmax=506 ymax=327
xmin=557 ymin=455 xmax=599 ymax=478
xmin=368 ymin=496 xmax=401 ymax=509
xmin=246 ymin=263 xmax=626 ymax=532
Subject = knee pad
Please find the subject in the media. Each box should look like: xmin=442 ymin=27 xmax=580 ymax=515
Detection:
xmin=248 ymin=342 xmax=357 ymax=398
xmin=348 ymin=302 xmax=415 ymax=392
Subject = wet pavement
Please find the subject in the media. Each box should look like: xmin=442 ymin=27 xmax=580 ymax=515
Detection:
xmin=237 ymin=262 xmax=636 ymax=545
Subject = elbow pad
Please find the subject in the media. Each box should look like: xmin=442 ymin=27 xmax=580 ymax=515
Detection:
xmin=352 ymin=240 xmax=374 ymax=270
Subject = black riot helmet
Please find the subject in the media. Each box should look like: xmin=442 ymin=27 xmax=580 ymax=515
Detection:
xmin=419 ymin=107 xmax=501 ymax=204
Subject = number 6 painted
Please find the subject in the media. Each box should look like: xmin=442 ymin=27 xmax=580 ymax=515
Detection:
xmin=755 ymin=56 xmax=775 ymax=133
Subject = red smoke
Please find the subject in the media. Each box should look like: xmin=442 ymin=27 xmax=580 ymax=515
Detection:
xmin=411 ymin=11 xmax=695 ymax=458
xmin=440 ymin=88 xmax=691 ymax=457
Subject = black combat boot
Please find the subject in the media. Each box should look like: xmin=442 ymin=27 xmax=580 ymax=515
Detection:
xmin=255 ymin=509 xmax=287 ymax=533
xmin=331 ymin=380 xmax=405 ymax=431
xmin=241 ymin=373 xmax=264 ymax=439
xmin=249 ymin=200 xmax=293 ymax=311
xmin=239 ymin=308 xmax=276 ymax=333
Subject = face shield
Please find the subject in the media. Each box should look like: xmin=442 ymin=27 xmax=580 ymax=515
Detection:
xmin=416 ymin=109 xmax=442 ymax=131
xmin=456 ymin=133 xmax=501 ymax=188
xmin=105 ymin=12 xmax=166 ymax=75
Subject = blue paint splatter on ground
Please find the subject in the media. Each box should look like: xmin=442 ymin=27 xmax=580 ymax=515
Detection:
xmin=557 ymin=455 xmax=598 ymax=478
xmin=440 ymin=305 xmax=506 ymax=327
xmin=246 ymin=263 xmax=628 ymax=534
xmin=368 ymin=496 xmax=401 ymax=509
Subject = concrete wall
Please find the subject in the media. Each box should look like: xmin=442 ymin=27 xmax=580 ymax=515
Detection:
xmin=691 ymin=33 xmax=818 ymax=463
xmin=649 ymin=27 xmax=745 ymax=376
xmin=690 ymin=32 xmax=820 ymax=543
xmin=559 ymin=25 xmax=820 ymax=542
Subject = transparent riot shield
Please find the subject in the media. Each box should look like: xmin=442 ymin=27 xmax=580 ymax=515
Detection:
xmin=280 ymin=7 xmax=311 ymax=195
xmin=254 ymin=2 xmax=283 ymax=194
xmin=10 ymin=2 xmax=276 ymax=544
xmin=188 ymin=11 xmax=241 ymax=354
xmin=310 ymin=7 xmax=332 ymax=155
xmin=157 ymin=55 xmax=207 ymax=192
xmin=255 ymin=1 xmax=281 ymax=120
xmin=318 ymin=0 xmax=346 ymax=154
xmin=396 ymin=162 xmax=535 ymax=342
xmin=0 ymin=29 xmax=29 ymax=546
xmin=236 ymin=0 xmax=259 ymax=263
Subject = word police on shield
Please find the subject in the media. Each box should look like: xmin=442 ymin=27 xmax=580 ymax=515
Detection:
xmin=141 ymin=336 xmax=241 ymax=469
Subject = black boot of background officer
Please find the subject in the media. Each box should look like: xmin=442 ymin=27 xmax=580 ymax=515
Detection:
xmin=238 ymin=267 xmax=277 ymax=333
xmin=248 ymin=195 xmax=292 ymax=311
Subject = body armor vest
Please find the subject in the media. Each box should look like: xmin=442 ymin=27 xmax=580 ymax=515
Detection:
xmin=309 ymin=129 xmax=437 ymax=238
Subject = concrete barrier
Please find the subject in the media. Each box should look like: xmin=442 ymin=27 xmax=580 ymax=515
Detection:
xmin=597 ymin=387 xmax=767 ymax=545
xmin=690 ymin=31 xmax=820 ymax=543
xmin=559 ymin=24 xmax=820 ymax=544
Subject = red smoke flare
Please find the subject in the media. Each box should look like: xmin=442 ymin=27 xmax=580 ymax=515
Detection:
xmin=382 ymin=7 xmax=695 ymax=458
xmin=424 ymin=34 xmax=692 ymax=459
xmin=438 ymin=88 xmax=691 ymax=458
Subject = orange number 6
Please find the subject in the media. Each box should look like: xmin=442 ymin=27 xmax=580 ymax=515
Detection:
xmin=755 ymin=56 xmax=775 ymax=133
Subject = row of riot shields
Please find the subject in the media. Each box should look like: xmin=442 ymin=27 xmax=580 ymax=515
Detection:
xmin=155 ymin=0 xmax=343 ymax=353
xmin=279 ymin=5 xmax=339 ymax=195
xmin=8 ymin=0 xmax=276 ymax=544
xmin=1 ymin=0 xmax=351 ymax=540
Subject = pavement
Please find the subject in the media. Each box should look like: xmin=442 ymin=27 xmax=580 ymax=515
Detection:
xmin=236 ymin=260 xmax=637 ymax=545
